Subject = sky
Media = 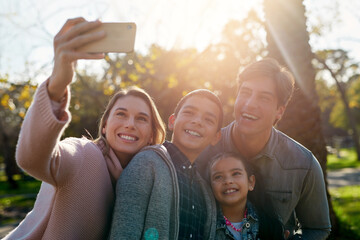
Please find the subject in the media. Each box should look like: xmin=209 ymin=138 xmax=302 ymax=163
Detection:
xmin=0 ymin=0 xmax=360 ymax=83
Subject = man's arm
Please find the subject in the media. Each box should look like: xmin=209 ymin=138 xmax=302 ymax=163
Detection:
xmin=294 ymin=155 xmax=331 ymax=240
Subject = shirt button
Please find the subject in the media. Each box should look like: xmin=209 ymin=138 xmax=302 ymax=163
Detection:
xmin=189 ymin=165 xmax=192 ymax=169
xmin=192 ymin=205 xmax=195 ymax=210
xmin=182 ymin=166 xmax=186 ymax=169
xmin=190 ymin=234 xmax=193 ymax=238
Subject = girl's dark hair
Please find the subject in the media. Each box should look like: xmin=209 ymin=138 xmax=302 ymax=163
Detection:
xmin=209 ymin=152 xmax=285 ymax=240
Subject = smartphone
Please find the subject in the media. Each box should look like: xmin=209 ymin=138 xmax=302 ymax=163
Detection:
xmin=77 ymin=22 xmax=136 ymax=53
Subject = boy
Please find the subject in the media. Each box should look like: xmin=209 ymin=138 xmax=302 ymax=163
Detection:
xmin=109 ymin=89 xmax=223 ymax=239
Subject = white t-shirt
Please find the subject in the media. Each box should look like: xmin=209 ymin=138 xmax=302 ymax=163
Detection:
xmin=226 ymin=221 xmax=243 ymax=240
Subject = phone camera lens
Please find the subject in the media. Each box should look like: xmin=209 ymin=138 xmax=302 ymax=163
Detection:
xmin=127 ymin=25 xmax=132 ymax=29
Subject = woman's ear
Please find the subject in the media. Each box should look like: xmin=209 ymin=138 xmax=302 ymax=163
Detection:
xmin=148 ymin=132 xmax=154 ymax=145
xmin=102 ymin=124 xmax=106 ymax=136
xmin=249 ymin=175 xmax=256 ymax=191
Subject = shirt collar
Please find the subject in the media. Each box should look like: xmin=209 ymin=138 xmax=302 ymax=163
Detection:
xmin=228 ymin=122 xmax=278 ymax=161
xmin=252 ymin=127 xmax=279 ymax=161
xmin=163 ymin=141 xmax=197 ymax=171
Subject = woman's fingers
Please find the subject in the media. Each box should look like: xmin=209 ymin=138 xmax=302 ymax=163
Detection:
xmin=54 ymin=33 xmax=105 ymax=63
xmin=65 ymin=28 xmax=106 ymax=51
xmin=54 ymin=19 xmax=105 ymax=61
xmin=61 ymin=19 xmax=102 ymax=43
xmin=55 ymin=17 xmax=86 ymax=39
xmin=54 ymin=19 xmax=101 ymax=49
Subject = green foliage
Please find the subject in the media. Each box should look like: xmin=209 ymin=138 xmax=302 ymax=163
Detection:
xmin=330 ymin=186 xmax=360 ymax=238
xmin=327 ymin=148 xmax=360 ymax=170
xmin=0 ymin=178 xmax=40 ymax=225
xmin=315 ymin=49 xmax=360 ymax=133
xmin=0 ymin=178 xmax=41 ymax=195
xmin=0 ymin=195 xmax=36 ymax=209
xmin=0 ymin=194 xmax=37 ymax=225
xmin=0 ymin=77 xmax=37 ymax=130
xmin=0 ymin=76 xmax=37 ymax=180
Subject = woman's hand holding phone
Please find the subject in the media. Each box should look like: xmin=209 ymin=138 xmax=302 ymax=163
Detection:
xmin=48 ymin=17 xmax=106 ymax=102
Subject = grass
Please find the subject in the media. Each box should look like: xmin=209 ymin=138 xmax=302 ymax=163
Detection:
xmin=0 ymin=176 xmax=40 ymax=226
xmin=0 ymin=195 xmax=37 ymax=225
xmin=327 ymin=147 xmax=360 ymax=170
xmin=327 ymin=148 xmax=360 ymax=239
xmin=330 ymin=186 xmax=360 ymax=239
xmin=0 ymin=176 xmax=41 ymax=196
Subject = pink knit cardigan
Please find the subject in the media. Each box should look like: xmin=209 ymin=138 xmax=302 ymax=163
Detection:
xmin=4 ymin=81 xmax=124 ymax=240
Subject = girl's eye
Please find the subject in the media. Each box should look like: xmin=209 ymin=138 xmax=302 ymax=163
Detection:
xmin=213 ymin=175 xmax=222 ymax=181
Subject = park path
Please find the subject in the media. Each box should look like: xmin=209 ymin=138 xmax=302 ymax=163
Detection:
xmin=327 ymin=167 xmax=360 ymax=188
xmin=0 ymin=168 xmax=359 ymax=238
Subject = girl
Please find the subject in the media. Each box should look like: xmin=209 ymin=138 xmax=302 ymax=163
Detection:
xmin=209 ymin=152 xmax=285 ymax=240
xmin=4 ymin=18 xmax=165 ymax=240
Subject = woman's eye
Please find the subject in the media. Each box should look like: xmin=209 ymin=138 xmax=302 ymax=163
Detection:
xmin=137 ymin=116 xmax=148 ymax=122
xmin=116 ymin=112 xmax=126 ymax=117
xmin=233 ymin=171 xmax=242 ymax=176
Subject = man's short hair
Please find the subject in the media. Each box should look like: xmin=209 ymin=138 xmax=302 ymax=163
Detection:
xmin=173 ymin=89 xmax=224 ymax=131
xmin=237 ymin=58 xmax=295 ymax=107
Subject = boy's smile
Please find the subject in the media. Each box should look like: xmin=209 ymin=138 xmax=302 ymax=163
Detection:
xmin=185 ymin=129 xmax=202 ymax=137
xmin=168 ymin=95 xmax=221 ymax=163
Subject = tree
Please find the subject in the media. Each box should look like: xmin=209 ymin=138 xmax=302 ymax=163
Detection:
xmin=315 ymin=49 xmax=360 ymax=160
xmin=263 ymin=0 xmax=339 ymax=236
xmin=0 ymin=76 xmax=36 ymax=188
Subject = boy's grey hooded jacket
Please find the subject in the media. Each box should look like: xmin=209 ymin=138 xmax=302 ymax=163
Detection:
xmin=109 ymin=144 xmax=217 ymax=240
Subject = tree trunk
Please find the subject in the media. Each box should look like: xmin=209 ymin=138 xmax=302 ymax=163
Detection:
xmin=0 ymin=124 xmax=19 ymax=189
xmin=263 ymin=0 xmax=339 ymax=236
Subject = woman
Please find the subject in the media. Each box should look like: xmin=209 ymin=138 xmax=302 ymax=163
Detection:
xmin=4 ymin=18 xmax=165 ymax=240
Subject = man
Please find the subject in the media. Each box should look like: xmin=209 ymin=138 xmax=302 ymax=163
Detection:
xmin=198 ymin=58 xmax=331 ymax=239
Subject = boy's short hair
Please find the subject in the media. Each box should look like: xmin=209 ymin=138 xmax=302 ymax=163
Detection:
xmin=237 ymin=58 xmax=295 ymax=107
xmin=173 ymin=89 xmax=223 ymax=131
